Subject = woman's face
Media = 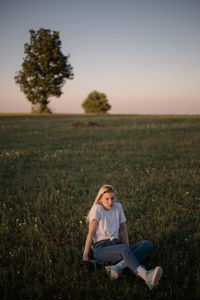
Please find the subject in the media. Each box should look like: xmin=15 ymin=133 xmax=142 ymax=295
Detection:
xmin=100 ymin=192 xmax=115 ymax=210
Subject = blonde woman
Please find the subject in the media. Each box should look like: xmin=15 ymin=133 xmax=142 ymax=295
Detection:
xmin=82 ymin=185 xmax=163 ymax=290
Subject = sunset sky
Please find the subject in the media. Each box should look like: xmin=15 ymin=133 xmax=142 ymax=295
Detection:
xmin=0 ymin=0 xmax=199 ymax=114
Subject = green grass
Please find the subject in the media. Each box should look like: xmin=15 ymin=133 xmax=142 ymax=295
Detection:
xmin=0 ymin=114 xmax=200 ymax=299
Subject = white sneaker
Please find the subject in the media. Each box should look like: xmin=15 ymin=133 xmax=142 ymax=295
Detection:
xmin=105 ymin=265 xmax=121 ymax=280
xmin=145 ymin=266 xmax=163 ymax=290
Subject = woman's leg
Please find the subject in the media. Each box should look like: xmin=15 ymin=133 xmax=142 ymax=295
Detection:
xmin=94 ymin=244 xmax=141 ymax=272
xmin=99 ymin=241 xmax=163 ymax=289
xmin=130 ymin=240 xmax=153 ymax=261
xmin=112 ymin=240 xmax=153 ymax=270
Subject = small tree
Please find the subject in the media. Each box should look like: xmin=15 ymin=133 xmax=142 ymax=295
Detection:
xmin=15 ymin=28 xmax=73 ymax=113
xmin=82 ymin=90 xmax=111 ymax=113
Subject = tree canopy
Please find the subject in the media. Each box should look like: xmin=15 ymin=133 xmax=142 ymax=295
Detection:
xmin=82 ymin=90 xmax=111 ymax=113
xmin=15 ymin=28 xmax=73 ymax=113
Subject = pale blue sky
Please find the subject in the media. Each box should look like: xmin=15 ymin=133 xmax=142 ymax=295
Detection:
xmin=0 ymin=0 xmax=200 ymax=114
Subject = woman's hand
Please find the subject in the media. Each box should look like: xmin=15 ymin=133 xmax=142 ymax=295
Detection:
xmin=82 ymin=254 xmax=90 ymax=261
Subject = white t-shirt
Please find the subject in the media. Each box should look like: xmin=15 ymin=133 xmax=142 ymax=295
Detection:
xmin=88 ymin=203 xmax=126 ymax=244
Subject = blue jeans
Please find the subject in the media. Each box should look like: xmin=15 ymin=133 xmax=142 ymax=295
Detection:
xmin=93 ymin=240 xmax=153 ymax=273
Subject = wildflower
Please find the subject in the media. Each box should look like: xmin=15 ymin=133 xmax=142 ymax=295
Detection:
xmin=34 ymin=223 xmax=38 ymax=232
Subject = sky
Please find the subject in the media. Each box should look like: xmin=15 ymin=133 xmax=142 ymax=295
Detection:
xmin=0 ymin=0 xmax=200 ymax=114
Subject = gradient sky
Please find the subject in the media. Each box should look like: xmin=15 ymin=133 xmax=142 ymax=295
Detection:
xmin=0 ymin=0 xmax=200 ymax=114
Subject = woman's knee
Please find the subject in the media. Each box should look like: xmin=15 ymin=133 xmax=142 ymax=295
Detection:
xmin=120 ymin=244 xmax=132 ymax=256
xmin=144 ymin=240 xmax=153 ymax=251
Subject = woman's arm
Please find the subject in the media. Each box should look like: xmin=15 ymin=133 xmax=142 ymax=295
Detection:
xmin=120 ymin=222 xmax=129 ymax=245
xmin=82 ymin=219 xmax=98 ymax=261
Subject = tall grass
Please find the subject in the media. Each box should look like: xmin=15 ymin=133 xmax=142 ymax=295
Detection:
xmin=0 ymin=114 xmax=200 ymax=299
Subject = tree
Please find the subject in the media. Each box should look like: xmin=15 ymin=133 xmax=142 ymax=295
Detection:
xmin=82 ymin=90 xmax=111 ymax=113
xmin=15 ymin=28 xmax=73 ymax=113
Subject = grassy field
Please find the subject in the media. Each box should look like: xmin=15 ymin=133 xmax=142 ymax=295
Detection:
xmin=0 ymin=114 xmax=200 ymax=300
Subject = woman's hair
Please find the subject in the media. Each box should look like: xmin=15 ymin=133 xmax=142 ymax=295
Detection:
xmin=87 ymin=185 xmax=117 ymax=222
xmin=93 ymin=184 xmax=117 ymax=205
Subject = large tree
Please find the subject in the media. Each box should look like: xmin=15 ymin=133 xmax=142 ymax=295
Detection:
xmin=82 ymin=90 xmax=111 ymax=113
xmin=15 ymin=28 xmax=73 ymax=113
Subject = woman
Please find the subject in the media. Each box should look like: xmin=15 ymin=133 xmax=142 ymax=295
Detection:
xmin=82 ymin=185 xmax=163 ymax=290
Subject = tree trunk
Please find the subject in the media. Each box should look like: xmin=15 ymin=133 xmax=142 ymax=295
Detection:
xmin=32 ymin=100 xmax=52 ymax=114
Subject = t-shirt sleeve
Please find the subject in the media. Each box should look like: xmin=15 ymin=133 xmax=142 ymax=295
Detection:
xmin=118 ymin=203 xmax=126 ymax=224
xmin=88 ymin=204 xmax=102 ymax=222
